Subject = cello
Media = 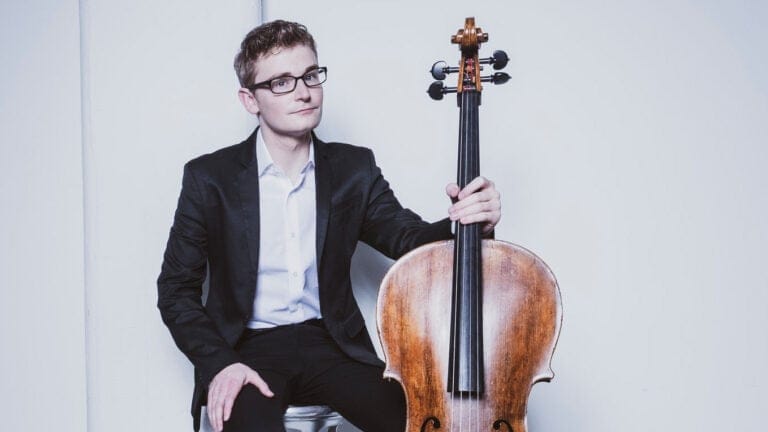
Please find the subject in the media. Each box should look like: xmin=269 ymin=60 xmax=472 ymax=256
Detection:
xmin=377 ymin=18 xmax=563 ymax=432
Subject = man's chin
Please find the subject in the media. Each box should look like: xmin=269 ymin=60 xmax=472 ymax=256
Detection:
xmin=295 ymin=115 xmax=322 ymax=134
xmin=262 ymin=118 xmax=321 ymax=138
xmin=276 ymin=125 xmax=319 ymax=139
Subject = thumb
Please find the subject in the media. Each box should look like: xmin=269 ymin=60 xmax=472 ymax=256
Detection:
xmin=445 ymin=183 xmax=460 ymax=202
xmin=245 ymin=370 xmax=274 ymax=398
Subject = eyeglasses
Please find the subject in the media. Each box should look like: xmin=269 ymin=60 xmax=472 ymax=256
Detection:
xmin=248 ymin=67 xmax=328 ymax=94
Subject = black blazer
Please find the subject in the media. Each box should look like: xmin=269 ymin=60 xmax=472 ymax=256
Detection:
xmin=157 ymin=128 xmax=451 ymax=429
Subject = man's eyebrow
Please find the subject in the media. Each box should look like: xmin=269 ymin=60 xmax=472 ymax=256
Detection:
xmin=265 ymin=64 xmax=320 ymax=81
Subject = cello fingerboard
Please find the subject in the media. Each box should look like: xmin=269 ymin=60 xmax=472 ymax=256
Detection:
xmin=447 ymin=89 xmax=484 ymax=395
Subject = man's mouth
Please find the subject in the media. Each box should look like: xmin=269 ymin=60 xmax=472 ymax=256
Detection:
xmin=293 ymin=107 xmax=318 ymax=114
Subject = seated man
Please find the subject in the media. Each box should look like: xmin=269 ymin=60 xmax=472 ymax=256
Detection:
xmin=157 ymin=20 xmax=501 ymax=432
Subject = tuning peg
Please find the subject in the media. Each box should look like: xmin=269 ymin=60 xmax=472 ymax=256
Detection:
xmin=430 ymin=61 xmax=461 ymax=81
xmin=480 ymin=72 xmax=511 ymax=85
xmin=427 ymin=81 xmax=458 ymax=100
xmin=491 ymin=50 xmax=509 ymax=69
xmin=478 ymin=50 xmax=509 ymax=70
xmin=428 ymin=81 xmax=445 ymax=100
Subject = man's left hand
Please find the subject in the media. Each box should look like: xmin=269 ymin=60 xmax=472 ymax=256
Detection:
xmin=446 ymin=176 xmax=501 ymax=235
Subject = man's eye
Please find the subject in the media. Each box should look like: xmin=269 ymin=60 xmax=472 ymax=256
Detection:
xmin=273 ymin=79 xmax=289 ymax=88
xmin=305 ymin=72 xmax=319 ymax=82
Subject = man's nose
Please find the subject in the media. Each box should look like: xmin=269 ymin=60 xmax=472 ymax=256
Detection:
xmin=293 ymin=79 xmax=311 ymax=99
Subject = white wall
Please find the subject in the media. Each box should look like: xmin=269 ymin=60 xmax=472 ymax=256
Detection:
xmin=2 ymin=1 xmax=767 ymax=431
xmin=80 ymin=1 xmax=259 ymax=430
xmin=267 ymin=1 xmax=768 ymax=431
xmin=0 ymin=1 xmax=87 ymax=431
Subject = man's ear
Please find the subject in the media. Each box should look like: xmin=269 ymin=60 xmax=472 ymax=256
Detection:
xmin=238 ymin=88 xmax=260 ymax=115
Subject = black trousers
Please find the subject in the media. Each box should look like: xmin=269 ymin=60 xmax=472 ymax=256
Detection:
xmin=222 ymin=320 xmax=406 ymax=432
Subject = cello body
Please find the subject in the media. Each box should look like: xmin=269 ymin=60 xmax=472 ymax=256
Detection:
xmin=377 ymin=241 xmax=560 ymax=431
xmin=376 ymin=18 xmax=562 ymax=432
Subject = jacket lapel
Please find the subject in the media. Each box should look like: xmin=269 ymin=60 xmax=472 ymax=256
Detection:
xmin=236 ymin=129 xmax=261 ymax=284
xmin=314 ymin=135 xmax=331 ymax=269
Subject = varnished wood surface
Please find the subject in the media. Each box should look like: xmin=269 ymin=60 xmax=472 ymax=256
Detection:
xmin=377 ymin=240 xmax=562 ymax=432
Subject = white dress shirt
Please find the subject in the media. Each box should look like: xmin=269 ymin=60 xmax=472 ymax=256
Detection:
xmin=247 ymin=131 xmax=322 ymax=329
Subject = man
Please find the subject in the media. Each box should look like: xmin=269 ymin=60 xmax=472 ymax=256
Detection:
xmin=158 ymin=20 xmax=501 ymax=432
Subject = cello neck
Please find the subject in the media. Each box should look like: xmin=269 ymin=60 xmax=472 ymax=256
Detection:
xmin=447 ymin=88 xmax=484 ymax=394
xmin=457 ymin=90 xmax=481 ymax=189
xmin=455 ymin=88 xmax=482 ymax=248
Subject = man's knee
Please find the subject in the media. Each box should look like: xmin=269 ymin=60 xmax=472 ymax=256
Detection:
xmin=223 ymin=385 xmax=285 ymax=432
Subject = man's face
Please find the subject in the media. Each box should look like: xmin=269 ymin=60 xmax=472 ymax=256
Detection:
xmin=241 ymin=44 xmax=323 ymax=139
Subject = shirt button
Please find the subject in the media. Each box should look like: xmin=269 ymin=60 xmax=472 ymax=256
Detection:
xmin=290 ymin=232 xmax=296 ymax=238
xmin=288 ymin=304 xmax=298 ymax=312
xmin=292 ymin=271 xmax=298 ymax=277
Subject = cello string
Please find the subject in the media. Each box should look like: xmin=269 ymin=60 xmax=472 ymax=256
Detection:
xmin=472 ymin=225 xmax=476 ymax=432
xmin=459 ymin=89 xmax=465 ymax=432
xmin=451 ymin=220 xmax=457 ymax=432
xmin=476 ymin=235 xmax=480 ymax=432
xmin=458 ymin=89 xmax=466 ymax=432
xmin=464 ymin=88 xmax=473 ymax=432
xmin=474 ymin=234 xmax=476 ymax=432
xmin=467 ymin=88 xmax=480 ymax=432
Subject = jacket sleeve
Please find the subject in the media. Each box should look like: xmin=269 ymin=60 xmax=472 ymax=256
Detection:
xmin=359 ymin=149 xmax=452 ymax=259
xmin=157 ymin=163 xmax=240 ymax=386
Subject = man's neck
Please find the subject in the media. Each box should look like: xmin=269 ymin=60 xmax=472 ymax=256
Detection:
xmin=261 ymin=128 xmax=311 ymax=183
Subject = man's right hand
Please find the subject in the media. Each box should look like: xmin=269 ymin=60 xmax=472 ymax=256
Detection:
xmin=207 ymin=362 xmax=274 ymax=431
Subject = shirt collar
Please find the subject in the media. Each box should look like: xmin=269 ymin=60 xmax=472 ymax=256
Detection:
xmin=256 ymin=129 xmax=315 ymax=178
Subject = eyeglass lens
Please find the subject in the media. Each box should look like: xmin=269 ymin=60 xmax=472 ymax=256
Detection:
xmin=271 ymin=68 xmax=326 ymax=94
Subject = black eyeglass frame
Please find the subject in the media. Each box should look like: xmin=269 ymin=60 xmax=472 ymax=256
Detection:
xmin=247 ymin=67 xmax=328 ymax=94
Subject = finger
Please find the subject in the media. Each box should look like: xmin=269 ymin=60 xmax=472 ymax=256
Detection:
xmin=459 ymin=210 xmax=499 ymax=226
xmin=451 ymin=187 xmax=500 ymax=214
xmin=445 ymin=183 xmax=460 ymax=201
xmin=207 ymin=404 xmax=215 ymax=431
xmin=246 ymin=371 xmax=275 ymax=397
xmin=208 ymin=397 xmax=220 ymax=432
xmin=217 ymin=380 xmax=241 ymax=431
xmin=222 ymin=384 xmax=241 ymax=423
xmin=207 ymin=383 xmax=219 ymax=431
xmin=211 ymin=380 xmax=232 ymax=432
xmin=452 ymin=202 xmax=492 ymax=222
xmin=213 ymin=391 xmax=224 ymax=432
xmin=213 ymin=404 xmax=222 ymax=432
xmin=449 ymin=191 xmax=484 ymax=215
xmin=450 ymin=195 xmax=500 ymax=221
xmin=454 ymin=198 xmax=501 ymax=222
xmin=458 ymin=176 xmax=492 ymax=200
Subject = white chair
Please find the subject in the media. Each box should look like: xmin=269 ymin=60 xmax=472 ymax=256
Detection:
xmin=283 ymin=405 xmax=349 ymax=432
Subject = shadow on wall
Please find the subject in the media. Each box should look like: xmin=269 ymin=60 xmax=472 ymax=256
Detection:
xmin=350 ymin=242 xmax=395 ymax=359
